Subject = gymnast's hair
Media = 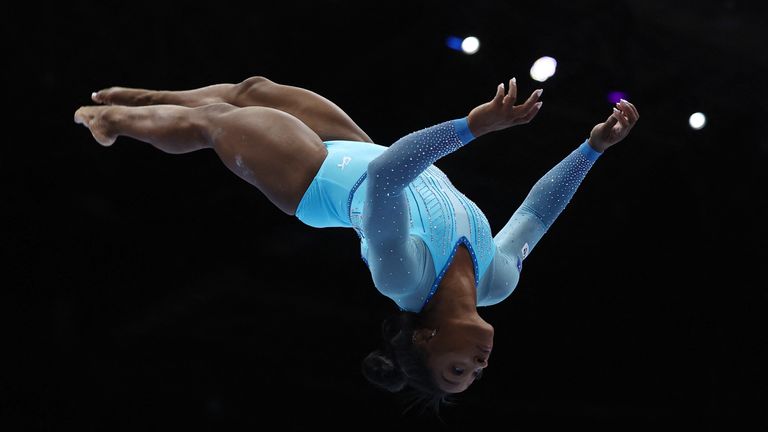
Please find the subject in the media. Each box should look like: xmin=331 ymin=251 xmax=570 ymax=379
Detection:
xmin=361 ymin=311 xmax=451 ymax=414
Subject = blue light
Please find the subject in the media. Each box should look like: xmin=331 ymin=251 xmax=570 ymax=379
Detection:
xmin=445 ymin=36 xmax=463 ymax=51
xmin=607 ymin=91 xmax=628 ymax=104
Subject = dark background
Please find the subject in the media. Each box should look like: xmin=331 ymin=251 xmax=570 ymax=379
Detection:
xmin=4 ymin=0 xmax=767 ymax=430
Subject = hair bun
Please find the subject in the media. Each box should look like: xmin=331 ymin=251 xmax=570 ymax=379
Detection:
xmin=361 ymin=349 xmax=406 ymax=392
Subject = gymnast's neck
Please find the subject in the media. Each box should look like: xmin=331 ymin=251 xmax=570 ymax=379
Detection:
xmin=421 ymin=247 xmax=480 ymax=324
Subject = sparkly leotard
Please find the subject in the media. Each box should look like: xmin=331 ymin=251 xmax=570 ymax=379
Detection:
xmin=295 ymin=118 xmax=601 ymax=312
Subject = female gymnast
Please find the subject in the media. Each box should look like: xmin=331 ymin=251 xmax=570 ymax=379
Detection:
xmin=74 ymin=75 xmax=638 ymax=410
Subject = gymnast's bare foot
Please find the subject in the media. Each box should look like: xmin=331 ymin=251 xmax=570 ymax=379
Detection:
xmin=92 ymin=87 xmax=155 ymax=106
xmin=74 ymin=106 xmax=117 ymax=146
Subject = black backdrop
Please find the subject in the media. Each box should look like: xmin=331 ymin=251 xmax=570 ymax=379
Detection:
xmin=4 ymin=1 xmax=767 ymax=430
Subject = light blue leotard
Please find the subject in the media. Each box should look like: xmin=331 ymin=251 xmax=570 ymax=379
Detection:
xmin=295 ymin=118 xmax=601 ymax=312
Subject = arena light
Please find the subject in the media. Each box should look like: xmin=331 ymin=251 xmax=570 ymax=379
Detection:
xmin=689 ymin=112 xmax=707 ymax=130
xmin=607 ymin=91 xmax=628 ymax=105
xmin=530 ymin=56 xmax=557 ymax=82
xmin=461 ymin=36 xmax=480 ymax=55
xmin=445 ymin=36 xmax=463 ymax=51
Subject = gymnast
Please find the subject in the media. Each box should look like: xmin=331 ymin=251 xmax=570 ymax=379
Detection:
xmin=74 ymin=75 xmax=638 ymax=410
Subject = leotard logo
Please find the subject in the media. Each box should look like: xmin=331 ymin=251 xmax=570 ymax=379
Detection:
xmin=338 ymin=156 xmax=352 ymax=170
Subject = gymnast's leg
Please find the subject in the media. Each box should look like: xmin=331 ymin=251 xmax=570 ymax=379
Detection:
xmin=73 ymin=103 xmax=328 ymax=215
xmin=91 ymin=76 xmax=373 ymax=143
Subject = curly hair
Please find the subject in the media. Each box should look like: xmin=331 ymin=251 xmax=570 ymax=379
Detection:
xmin=361 ymin=311 xmax=452 ymax=415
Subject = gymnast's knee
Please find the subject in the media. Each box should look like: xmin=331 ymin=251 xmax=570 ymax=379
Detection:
xmin=232 ymin=76 xmax=275 ymax=101
xmin=189 ymin=103 xmax=239 ymax=140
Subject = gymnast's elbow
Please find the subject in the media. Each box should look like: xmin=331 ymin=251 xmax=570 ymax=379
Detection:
xmin=366 ymin=157 xmax=386 ymax=178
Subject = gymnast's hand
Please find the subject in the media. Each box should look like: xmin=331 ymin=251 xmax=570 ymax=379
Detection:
xmin=467 ymin=78 xmax=543 ymax=137
xmin=588 ymin=99 xmax=640 ymax=152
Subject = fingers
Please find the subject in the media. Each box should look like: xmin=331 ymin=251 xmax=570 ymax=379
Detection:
xmin=518 ymin=88 xmax=543 ymax=112
xmin=513 ymin=88 xmax=542 ymax=120
xmin=503 ymin=77 xmax=517 ymax=106
xmin=492 ymin=83 xmax=505 ymax=105
xmin=617 ymin=99 xmax=639 ymax=124
xmin=518 ymin=101 xmax=543 ymax=124
xmin=612 ymin=106 xmax=630 ymax=128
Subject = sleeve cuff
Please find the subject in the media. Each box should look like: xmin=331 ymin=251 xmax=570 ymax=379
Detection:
xmin=578 ymin=140 xmax=602 ymax=162
xmin=453 ymin=117 xmax=476 ymax=145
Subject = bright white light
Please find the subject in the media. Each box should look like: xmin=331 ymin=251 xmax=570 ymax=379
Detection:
xmin=689 ymin=112 xmax=706 ymax=130
xmin=530 ymin=56 xmax=557 ymax=82
xmin=461 ymin=36 xmax=480 ymax=55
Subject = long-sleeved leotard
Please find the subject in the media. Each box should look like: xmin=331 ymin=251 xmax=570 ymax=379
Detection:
xmin=361 ymin=118 xmax=602 ymax=311
xmin=294 ymin=117 xmax=601 ymax=311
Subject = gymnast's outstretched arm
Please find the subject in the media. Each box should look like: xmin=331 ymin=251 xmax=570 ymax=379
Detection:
xmin=493 ymin=140 xmax=603 ymax=262
xmin=480 ymin=99 xmax=640 ymax=305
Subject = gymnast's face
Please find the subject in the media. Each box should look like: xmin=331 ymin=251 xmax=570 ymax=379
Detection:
xmin=417 ymin=321 xmax=494 ymax=393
